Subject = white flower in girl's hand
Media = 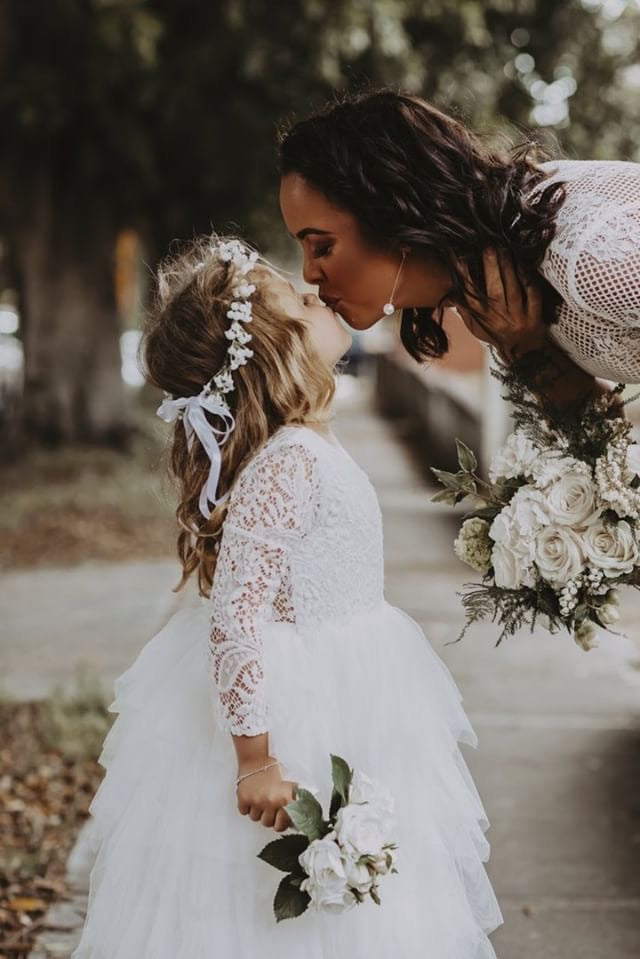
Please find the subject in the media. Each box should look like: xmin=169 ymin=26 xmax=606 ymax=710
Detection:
xmin=298 ymin=835 xmax=355 ymax=913
xmin=335 ymin=799 xmax=394 ymax=857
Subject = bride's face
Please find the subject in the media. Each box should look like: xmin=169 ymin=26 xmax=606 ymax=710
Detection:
xmin=279 ymin=172 xmax=451 ymax=330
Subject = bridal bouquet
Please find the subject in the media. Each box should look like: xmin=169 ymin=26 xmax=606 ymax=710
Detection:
xmin=258 ymin=754 xmax=398 ymax=922
xmin=433 ymin=369 xmax=640 ymax=649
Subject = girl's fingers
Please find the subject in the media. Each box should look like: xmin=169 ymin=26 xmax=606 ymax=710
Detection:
xmin=273 ymin=808 xmax=291 ymax=832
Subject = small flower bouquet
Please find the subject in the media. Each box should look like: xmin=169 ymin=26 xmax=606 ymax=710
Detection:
xmin=258 ymin=754 xmax=398 ymax=922
xmin=432 ymin=366 xmax=640 ymax=649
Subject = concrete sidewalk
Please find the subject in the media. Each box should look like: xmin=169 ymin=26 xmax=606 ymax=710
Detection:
xmin=5 ymin=375 xmax=639 ymax=958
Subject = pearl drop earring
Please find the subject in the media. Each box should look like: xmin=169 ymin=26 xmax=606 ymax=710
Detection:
xmin=381 ymin=250 xmax=407 ymax=317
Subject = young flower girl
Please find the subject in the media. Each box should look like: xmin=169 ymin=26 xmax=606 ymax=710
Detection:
xmin=72 ymin=236 xmax=502 ymax=958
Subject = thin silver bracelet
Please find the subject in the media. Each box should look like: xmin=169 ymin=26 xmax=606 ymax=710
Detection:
xmin=235 ymin=760 xmax=280 ymax=789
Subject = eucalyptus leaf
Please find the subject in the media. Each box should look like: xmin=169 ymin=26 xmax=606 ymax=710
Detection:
xmin=257 ymin=834 xmax=310 ymax=873
xmin=455 ymin=439 xmax=478 ymax=474
xmin=458 ymin=473 xmax=477 ymax=494
xmin=431 ymin=489 xmax=459 ymax=506
xmin=285 ymin=788 xmax=325 ymax=841
xmin=274 ymin=874 xmax=311 ymax=922
xmin=430 ymin=468 xmax=462 ymax=491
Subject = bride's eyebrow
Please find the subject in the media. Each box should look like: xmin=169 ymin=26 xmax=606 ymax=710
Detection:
xmin=292 ymin=227 xmax=332 ymax=240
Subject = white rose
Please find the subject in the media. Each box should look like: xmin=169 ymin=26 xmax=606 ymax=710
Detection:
xmin=343 ymin=855 xmax=375 ymax=895
xmin=534 ymin=526 xmax=584 ymax=585
xmin=546 ymin=472 xmax=599 ymax=528
xmin=489 ymin=431 xmax=540 ymax=483
xmin=335 ymin=802 xmax=393 ymax=857
xmin=298 ymin=835 xmax=355 ymax=913
xmin=491 ymin=543 xmax=526 ymax=589
xmin=626 ymin=444 xmax=640 ymax=478
xmin=532 ymin=453 xmax=589 ymax=490
xmin=583 ymin=520 xmax=639 ymax=577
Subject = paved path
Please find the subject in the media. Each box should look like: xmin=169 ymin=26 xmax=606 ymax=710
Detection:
xmin=3 ymin=376 xmax=638 ymax=958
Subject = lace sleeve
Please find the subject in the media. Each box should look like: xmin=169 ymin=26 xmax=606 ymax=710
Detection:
xmin=207 ymin=440 xmax=318 ymax=736
xmin=540 ymin=162 xmax=640 ymax=327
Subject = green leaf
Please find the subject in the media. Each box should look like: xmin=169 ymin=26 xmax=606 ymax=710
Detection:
xmin=285 ymin=788 xmax=325 ymax=841
xmin=257 ymin=834 xmax=310 ymax=873
xmin=370 ymin=885 xmax=382 ymax=905
xmin=274 ymin=874 xmax=311 ymax=922
xmin=457 ymin=473 xmax=477 ymax=494
xmin=430 ymin=468 xmax=462 ymax=490
xmin=431 ymin=489 xmax=459 ymax=506
xmin=463 ymin=506 xmax=500 ymax=521
xmin=456 ymin=439 xmax=478 ymax=474
xmin=330 ymin=754 xmax=352 ymax=805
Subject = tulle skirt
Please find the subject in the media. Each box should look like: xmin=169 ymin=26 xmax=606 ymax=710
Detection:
xmin=72 ymin=599 xmax=503 ymax=958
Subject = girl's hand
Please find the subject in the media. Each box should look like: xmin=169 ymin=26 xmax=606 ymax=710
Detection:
xmin=236 ymin=760 xmax=297 ymax=833
xmin=454 ymin=248 xmax=546 ymax=361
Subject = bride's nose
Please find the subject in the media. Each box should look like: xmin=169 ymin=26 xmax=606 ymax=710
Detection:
xmin=302 ymin=251 xmax=324 ymax=286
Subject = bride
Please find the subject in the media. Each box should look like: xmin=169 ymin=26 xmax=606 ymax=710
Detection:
xmin=278 ymin=89 xmax=640 ymax=408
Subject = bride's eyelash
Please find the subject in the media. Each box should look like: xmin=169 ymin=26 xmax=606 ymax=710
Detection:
xmin=313 ymin=244 xmax=333 ymax=258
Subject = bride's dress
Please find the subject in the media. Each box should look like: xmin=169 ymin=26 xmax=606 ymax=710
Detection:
xmin=72 ymin=424 xmax=502 ymax=958
xmin=531 ymin=159 xmax=640 ymax=382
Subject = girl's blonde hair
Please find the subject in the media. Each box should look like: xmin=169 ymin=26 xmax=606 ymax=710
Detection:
xmin=140 ymin=235 xmax=336 ymax=596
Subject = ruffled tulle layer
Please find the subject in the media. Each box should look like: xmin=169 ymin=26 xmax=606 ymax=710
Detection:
xmin=72 ymin=601 xmax=502 ymax=959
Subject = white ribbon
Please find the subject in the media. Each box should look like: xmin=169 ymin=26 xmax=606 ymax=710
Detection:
xmin=157 ymin=392 xmax=235 ymax=519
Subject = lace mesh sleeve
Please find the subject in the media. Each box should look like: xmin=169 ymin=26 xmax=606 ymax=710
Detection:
xmin=207 ymin=440 xmax=318 ymax=736
xmin=540 ymin=162 xmax=640 ymax=327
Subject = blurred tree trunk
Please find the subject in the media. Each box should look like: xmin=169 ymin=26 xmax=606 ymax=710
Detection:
xmin=14 ymin=171 xmax=130 ymax=447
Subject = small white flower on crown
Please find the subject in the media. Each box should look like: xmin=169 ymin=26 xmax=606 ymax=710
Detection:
xmin=225 ymin=320 xmax=253 ymax=345
xmin=233 ymin=283 xmax=256 ymax=298
xmin=227 ymin=301 xmax=252 ymax=323
xmin=228 ymin=343 xmax=254 ymax=370
xmin=214 ymin=369 xmax=235 ymax=393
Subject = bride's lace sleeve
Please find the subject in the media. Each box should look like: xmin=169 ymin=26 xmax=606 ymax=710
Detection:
xmin=207 ymin=440 xmax=318 ymax=736
xmin=540 ymin=163 xmax=640 ymax=327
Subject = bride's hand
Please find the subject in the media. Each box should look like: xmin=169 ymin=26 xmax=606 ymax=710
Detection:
xmin=453 ymin=248 xmax=546 ymax=361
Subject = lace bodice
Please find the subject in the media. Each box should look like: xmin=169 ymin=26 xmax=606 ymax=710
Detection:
xmin=206 ymin=426 xmax=384 ymax=736
xmin=529 ymin=159 xmax=640 ymax=382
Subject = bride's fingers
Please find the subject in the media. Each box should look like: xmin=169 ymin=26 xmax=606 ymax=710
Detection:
xmin=495 ymin=250 xmax=524 ymax=313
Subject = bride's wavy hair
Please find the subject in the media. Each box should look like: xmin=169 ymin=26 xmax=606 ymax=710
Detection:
xmin=140 ymin=236 xmax=335 ymax=597
xmin=278 ymin=88 xmax=566 ymax=360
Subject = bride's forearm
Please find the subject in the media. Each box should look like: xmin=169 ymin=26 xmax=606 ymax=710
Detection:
xmin=503 ymin=336 xmax=601 ymax=411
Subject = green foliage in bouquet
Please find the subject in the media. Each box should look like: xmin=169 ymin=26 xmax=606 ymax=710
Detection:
xmin=431 ymin=356 xmax=640 ymax=647
xmin=257 ymin=754 xmax=353 ymax=922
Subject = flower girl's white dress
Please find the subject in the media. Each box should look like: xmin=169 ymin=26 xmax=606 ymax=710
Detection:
xmin=72 ymin=425 xmax=503 ymax=959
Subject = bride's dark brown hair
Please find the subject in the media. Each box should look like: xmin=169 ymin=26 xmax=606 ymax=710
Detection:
xmin=140 ymin=236 xmax=335 ymax=597
xmin=278 ymin=88 xmax=565 ymax=360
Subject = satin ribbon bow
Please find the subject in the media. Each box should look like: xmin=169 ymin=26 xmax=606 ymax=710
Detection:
xmin=156 ymin=391 xmax=235 ymax=519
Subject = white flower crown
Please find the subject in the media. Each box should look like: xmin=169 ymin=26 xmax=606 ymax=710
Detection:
xmin=156 ymin=238 xmax=259 ymax=519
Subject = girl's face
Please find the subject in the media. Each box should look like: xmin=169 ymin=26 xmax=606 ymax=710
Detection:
xmin=265 ymin=270 xmax=352 ymax=367
xmin=279 ymin=173 xmax=453 ymax=330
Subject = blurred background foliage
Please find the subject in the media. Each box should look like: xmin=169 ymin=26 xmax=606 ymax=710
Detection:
xmin=1 ymin=0 xmax=639 ymax=449
xmin=0 ymin=0 xmax=639 ymax=571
